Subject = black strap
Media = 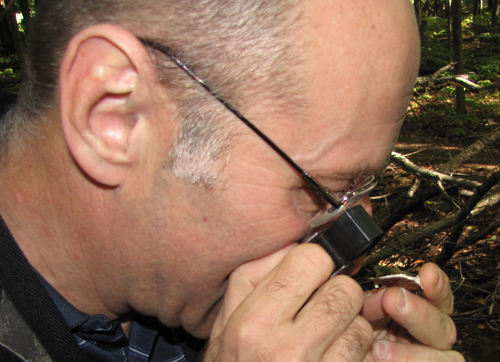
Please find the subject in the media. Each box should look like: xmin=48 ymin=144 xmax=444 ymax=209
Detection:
xmin=0 ymin=215 xmax=88 ymax=362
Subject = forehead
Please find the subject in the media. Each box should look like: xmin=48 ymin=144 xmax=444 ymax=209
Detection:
xmin=263 ymin=0 xmax=420 ymax=178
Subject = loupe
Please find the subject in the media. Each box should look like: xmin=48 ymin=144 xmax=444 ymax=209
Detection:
xmin=303 ymin=205 xmax=383 ymax=277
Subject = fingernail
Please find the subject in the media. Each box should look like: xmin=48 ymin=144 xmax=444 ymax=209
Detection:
xmin=397 ymin=287 xmax=407 ymax=311
xmin=376 ymin=341 xmax=388 ymax=359
xmin=435 ymin=267 xmax=441 ymax=289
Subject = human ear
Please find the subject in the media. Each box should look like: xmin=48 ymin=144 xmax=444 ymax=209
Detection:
xmin=59 ymin=24 xmax=160 ymax=187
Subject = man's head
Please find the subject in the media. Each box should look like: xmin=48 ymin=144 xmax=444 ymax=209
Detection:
xmin=5 ymin=0 xmax=304 ymax=186
xmin=0 ymin=0 xmax=419 ymax=338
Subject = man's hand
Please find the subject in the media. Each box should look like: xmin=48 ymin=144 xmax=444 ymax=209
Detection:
xmin=204 ymin=244 xmax=464 ymax=362
xmin=204 ymin=243 xmax=373 ymax=361
xmin=361 ymin=263 xmax=465 ymax=362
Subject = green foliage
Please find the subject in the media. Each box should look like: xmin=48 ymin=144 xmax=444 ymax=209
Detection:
xmin=422 ymin=16 xmax=448 ymax=39
xmin=416 ymin=7 xmax=500 ymax=140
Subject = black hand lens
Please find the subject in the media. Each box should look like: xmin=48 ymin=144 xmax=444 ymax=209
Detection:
xmin=306 ymin=205 xmax=383 ymax=277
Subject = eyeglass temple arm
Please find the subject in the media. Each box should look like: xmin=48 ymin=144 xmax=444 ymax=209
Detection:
xmin=141 ymin=39 xmax=341 ymax=209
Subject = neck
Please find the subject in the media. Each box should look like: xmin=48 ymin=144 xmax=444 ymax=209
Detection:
xmin=0 ymin=121 xmax=128 ymax=320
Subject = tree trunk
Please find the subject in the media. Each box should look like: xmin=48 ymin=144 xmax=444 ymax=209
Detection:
xmin=452 ymin=0 xmax=466 ymax=115
xmin=17 ymin=0 xmax=31 ymax=29
xmin=446 ymin=0 xmax=452 ymax=51
xmin=414 ymin=0 xmax=423 ymax=45
xmin=474 ymin=0 xmax=483 ymax=15
xmin=492 ymin=0 xmax=499 ymax=24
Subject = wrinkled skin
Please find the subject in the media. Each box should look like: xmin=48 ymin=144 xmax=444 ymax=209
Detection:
xmin=205 ymin=246 xmax=462 ymax=362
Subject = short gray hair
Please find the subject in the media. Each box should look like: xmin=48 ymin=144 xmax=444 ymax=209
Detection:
xmin=3 ymin=0 xmax=305 ymax=187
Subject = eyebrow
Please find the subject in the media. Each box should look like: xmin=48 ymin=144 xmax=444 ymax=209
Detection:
xmin=312 ymin=165 xmax=383 ymax=183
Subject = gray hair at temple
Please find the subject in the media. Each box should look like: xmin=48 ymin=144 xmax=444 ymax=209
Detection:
xmin=2 ymin=0 xmax=306 ymax=187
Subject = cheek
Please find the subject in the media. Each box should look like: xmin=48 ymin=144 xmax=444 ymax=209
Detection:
xmin=226 ymin=189 xmax=310 ymax=257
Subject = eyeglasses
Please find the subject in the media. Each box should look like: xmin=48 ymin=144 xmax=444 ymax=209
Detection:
xmin=142 ymin=39 xmax=383 ymax=276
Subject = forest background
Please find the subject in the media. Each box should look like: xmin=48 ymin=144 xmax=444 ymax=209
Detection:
xmin=1 ymin=0 xmax=499 ymax=361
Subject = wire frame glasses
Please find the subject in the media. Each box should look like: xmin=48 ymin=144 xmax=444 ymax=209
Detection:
xmin=141 ymin=39 xmax=383 ymax=275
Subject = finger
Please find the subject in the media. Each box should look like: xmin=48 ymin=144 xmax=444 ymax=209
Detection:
xmin=419 ymin=263 xmax=454 ymax=315
xmin=295 ymin=274 xmax=365 ymax=349
xmin=321 ymin=315 xmax=374 ymax=362
xmin=381 ymin=287 xmax=457 ymax=349
xmin=361 ymin=288 xmax=388 ymax=322
xmin=246 ymin=242 xmax=334 ymax=325
xmin=372 ymin=340 xmax=465 ymax=362
xmin=212 ymin=243 xmax=296 ymax=337
xmin=210 ymin=244 xmax=336 ymax=361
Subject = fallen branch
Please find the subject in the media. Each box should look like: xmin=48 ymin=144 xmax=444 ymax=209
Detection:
xmin=375 ymin=182 xmax=442 ymax=232
xmin=437 ymin=126 xmax=500 ymax=174
xmin=391 ymin=152 xmax=481 ymax=189
xmin=363 ymin=189 xmax=500 ymax=268
xmin=456 ymin=220 xmax=500 ymax=252
xmin=435 ymin=171 xmax=500 ymax=266
xmin=431 ymin=62 xmax=456 ymax=78
xmin=416 ymin=74 xmax=500 ymax=93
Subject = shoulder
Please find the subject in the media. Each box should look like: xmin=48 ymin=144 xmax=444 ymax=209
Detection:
xmin=0 ymin=289 xmax=53 ymax=362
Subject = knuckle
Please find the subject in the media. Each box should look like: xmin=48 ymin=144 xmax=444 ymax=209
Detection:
xmin=266 ymin=275 xmax=298 ymax=301
xmin=230 ymin=318 xmax=261 ymax=349
xmin=265 ymin=245 xmax=331 ymax=301
xmin=347 ymin=318 xmax=373 ymax=352
xmin=353 ymin=317 xmax=373 ymax=342
xmin=332 ymin=276 xmax=364 ymax=304
xmin=226 ymin=313 xmax=270 ymax=353
xmin=313 ymin=276 xmax=363 ymax=324
xmin=334 ymin=319 xmax=372 ymax=361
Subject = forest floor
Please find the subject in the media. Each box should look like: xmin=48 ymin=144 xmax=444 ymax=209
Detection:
xmin=361 ymin=113 xmax=500 ymax=362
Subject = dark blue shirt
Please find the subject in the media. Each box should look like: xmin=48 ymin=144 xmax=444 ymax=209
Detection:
xmin=42 ymin=280 xmax=186 ymax=362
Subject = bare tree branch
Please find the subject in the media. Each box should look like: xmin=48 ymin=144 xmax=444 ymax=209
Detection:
xmin=391 ymin=152 xmax=481 ymax=189
xmin=435 ymin=170 xmax=500 ymax=266
xmin=416 ymin=74 xmax=500 ymax=93
xmin=437 ymin=126 xmax=500 ymax=174
xmin=364 ymin=188 xmax=500 ymax=268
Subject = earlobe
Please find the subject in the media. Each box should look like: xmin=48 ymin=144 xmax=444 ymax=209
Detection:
xmin=59 ymin=25 xmax=150 ymax=187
